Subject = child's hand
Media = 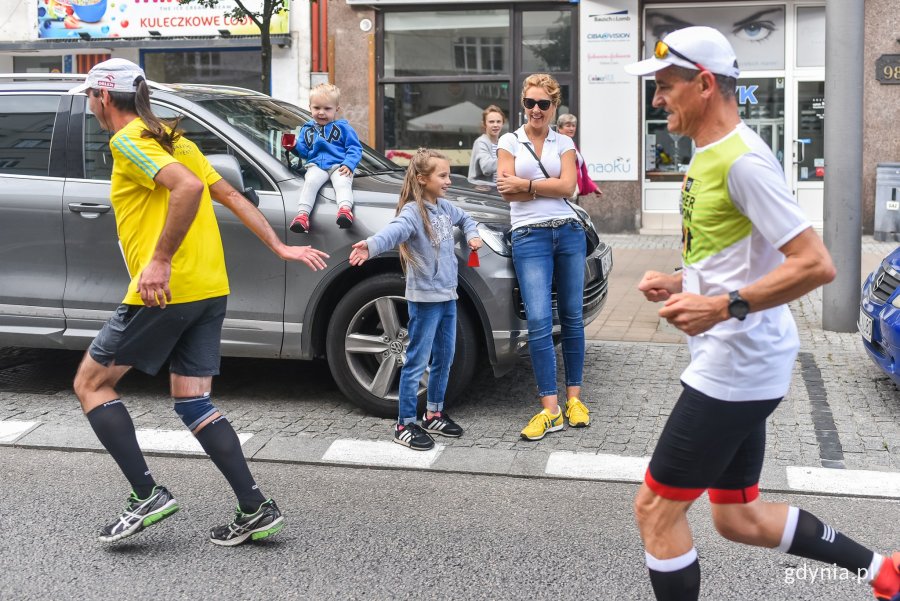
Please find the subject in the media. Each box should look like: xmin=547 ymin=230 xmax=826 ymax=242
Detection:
xmin=337 ymin=165 xmax=352 ymax=177
xmin=349 ymin=240 xmax=369 ymax=266
xmin=468 ymin=237 xmax=483 ymax=252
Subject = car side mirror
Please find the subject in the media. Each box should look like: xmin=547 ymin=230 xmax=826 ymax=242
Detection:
xmin=207 ymin=154 xmax=257 ymax=205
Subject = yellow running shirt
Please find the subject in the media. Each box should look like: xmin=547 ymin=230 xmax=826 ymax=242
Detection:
xmin=109 ymin=118 xmax=230 ymax=305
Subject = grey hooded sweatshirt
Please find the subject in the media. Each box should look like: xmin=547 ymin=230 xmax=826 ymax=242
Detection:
xmin=366 ymin=198 xmax=480 ymax=302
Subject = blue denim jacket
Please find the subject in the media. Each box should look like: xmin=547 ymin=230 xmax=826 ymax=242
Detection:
xmin=366 ymin=198 xmax=479 ymax=302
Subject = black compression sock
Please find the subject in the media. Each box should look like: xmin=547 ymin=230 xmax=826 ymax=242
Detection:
xmin=783 ymin=507 xmax=874 ymax=573
xmin=194 ymin=415 xmax=266 ymax=513
xmin=86 ymin=399 xmax=156 ymax=499
xmin=646 ymin=549 xmax=701 ymax=601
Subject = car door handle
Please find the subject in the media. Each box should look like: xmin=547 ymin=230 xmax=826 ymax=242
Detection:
xmin=68 ymin=203 xmax=111 ymax=215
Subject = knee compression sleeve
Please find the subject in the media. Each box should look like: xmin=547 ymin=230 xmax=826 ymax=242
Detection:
xmin=174 ymin=393 xmax=218 ymax=430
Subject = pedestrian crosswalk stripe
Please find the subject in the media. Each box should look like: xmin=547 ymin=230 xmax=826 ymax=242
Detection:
xmin=323 ymin=439 xmax=444 ymax=469
xmin=545 ymin=451 xmax=649 ymax=482
xmin=135 ymin=429 xmax=253 ymax=454
xmin=786 ymin=466 xmax=900 ymax=499
xmin=0 ymin=420 xmax=39 ymax=443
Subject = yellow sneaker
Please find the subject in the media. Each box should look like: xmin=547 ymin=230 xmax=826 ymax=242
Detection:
xmin=565 ymin=397 xmax=590 ymax=427
xmin=520 ymin=407 xmax=564 ymax=441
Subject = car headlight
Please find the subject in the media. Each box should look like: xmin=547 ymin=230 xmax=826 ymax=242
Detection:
xmin=476 ymin=222 xmax=512 ymax=257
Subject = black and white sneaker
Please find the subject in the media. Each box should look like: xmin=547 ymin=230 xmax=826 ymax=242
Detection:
xmin=209 ymin=499 xmax=284 ymax=547
xmin=421 ymin=411 xmax=463 ymax=438
xmin=98 ymin=486 xmax=180 ymax=543
xmin=393 ymin=423 xmax=435 ymax=451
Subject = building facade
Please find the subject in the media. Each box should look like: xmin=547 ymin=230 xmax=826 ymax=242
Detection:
xmin=329 ymin=0 xmax=897 ymax=234
xmin=1 ymin=0 xmax=895 ymax=234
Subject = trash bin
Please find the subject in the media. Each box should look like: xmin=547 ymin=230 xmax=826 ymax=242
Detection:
xmin=874 ymin=163 xmax=900 ymax=242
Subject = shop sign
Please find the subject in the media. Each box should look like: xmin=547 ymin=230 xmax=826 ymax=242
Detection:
xmin=36 ymin=0 xmax=288 ymax=40
xmin=579 ymin=0 xmax=639 ymax=182
xmin=876 ymin=55 xmax=900 ymax=85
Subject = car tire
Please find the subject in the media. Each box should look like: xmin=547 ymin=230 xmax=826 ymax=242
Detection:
xmin=326 ymin=272 xmax=480 ymax=418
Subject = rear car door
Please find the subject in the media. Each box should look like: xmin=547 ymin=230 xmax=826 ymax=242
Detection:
xmin=61 ymin=95 xmax=286 ymax=356
xmin=0 ymin=93 xmax=68 ymax=346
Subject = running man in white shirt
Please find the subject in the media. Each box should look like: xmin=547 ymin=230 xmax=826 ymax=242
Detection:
xmin=626 ymin=26 xmax=900 ymax=601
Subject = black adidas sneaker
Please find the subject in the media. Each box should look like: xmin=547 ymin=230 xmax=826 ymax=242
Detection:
xmin=421 ymin=411 xmax=463 ymax=438
xmin=393 ymin=423 xmax=435 ymax=451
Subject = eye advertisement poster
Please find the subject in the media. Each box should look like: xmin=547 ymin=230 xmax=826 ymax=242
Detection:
xmin=36 ymin=0 xmax=288 ymax=40
xmin=643 ymin=5 xmax=786 ymax=71
xmin=579 ymin=0 xmax=640 ymax=182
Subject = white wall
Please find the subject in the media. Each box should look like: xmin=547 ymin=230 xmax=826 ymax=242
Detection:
xmin=271 ymin=0 xmax=310 ymax=108
xmin=0 ymin=0 xmax=34 ymax=41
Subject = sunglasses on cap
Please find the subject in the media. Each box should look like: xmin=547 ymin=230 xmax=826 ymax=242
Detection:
xmin=654 ymin=40 xmax=707 ymax=73
xmin=523 ymin=98 xmax=552 ymax=111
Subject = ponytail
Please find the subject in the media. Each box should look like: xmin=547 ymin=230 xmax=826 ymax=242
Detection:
xmin=396 ymin=148 xmax=446 ymax=273
xmin=106 ymin=79 xmax=182 ymax=154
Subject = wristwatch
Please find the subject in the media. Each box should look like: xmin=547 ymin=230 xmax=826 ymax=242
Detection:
xmin=728 ymin=290 xmax=750 ymax=321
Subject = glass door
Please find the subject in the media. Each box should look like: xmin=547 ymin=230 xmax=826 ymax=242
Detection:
xmin=513 ymin=5 xmax=577 ymax=129
xmin=793 ymin=79 xmax=825 ymax=226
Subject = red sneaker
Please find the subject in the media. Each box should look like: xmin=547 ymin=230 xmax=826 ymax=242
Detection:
xmin=873 ymin=552 xmax=900 ymax=600
xmin=336 ymin=206 xmax=354 ymax=229
xmin=290 ymin=213 xmax=310 ymax=234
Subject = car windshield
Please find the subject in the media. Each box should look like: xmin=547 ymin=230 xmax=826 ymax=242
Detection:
xmin=196 ymin=97 xmax=399 ymax=175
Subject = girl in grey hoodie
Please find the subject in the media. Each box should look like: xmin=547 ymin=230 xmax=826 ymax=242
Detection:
xmin=349 ymin=149 xmax=482 ymax=451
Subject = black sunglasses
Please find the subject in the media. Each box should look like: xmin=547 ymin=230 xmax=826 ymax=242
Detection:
xmin=523 ymin=98 xmax=552 ymax=111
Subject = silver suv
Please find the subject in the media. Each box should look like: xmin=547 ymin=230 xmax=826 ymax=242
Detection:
xmin=0 ymin=76 xmax=612 ymax=416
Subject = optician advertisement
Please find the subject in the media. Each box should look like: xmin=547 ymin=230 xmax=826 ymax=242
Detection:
xmin=36 ymin=0 xmax=288 ymax=39
xmin=579 ymin=0 xmax=640 ymax=182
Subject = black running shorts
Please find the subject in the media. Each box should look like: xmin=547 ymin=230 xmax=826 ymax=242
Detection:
xmin=645 ymin=382 xmax=781 ymax=504
xmin=89 ymin=296 xmax=227 ymax=377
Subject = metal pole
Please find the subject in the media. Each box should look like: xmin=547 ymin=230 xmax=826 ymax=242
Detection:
xmin=822 ymin=0 xmax=863 ymax=332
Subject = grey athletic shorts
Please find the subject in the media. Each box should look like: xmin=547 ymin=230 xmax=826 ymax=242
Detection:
xmin=89 ymin=296 xmax=227 ymax=377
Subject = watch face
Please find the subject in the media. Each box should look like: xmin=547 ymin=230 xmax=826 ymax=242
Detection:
xmin=729 ymin=294 xmax=750 ymax=320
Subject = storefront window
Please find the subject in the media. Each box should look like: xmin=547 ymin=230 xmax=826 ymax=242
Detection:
xmin=142 ymin=49 xmax=264 ymax=93
xmin=796 ymin=81 xmax=825 ymax=182
xmin=796 ymin=7 xmax=825 ymax=68
xmin=13 ymin=56 xmax=63 ymax=73
xmin=384 ymin=10 xmax=509 ymax=78
xmin=522 ymin=10 xmax=571 ymax=73
xmin=644 ymin=77 xmax=784 ymax=181
xmin=384 ymin=81 xmax=510 ymax=169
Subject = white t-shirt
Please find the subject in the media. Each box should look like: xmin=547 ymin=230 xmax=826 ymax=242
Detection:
xmin=679 ymin=123 xmax=811 ymax=401
xmin=497 ymin=126 xmax=576 ymax=229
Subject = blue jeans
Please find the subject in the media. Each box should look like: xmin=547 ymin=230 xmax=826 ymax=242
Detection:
xmin=512 ymin=221 xmax=586 ymax=397
xmin=399 ymin=300 xmax=457 ymax=425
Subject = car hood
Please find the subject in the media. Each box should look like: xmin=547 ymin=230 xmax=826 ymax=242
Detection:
xmin=882 ymin=246 xmax=900 ymax=273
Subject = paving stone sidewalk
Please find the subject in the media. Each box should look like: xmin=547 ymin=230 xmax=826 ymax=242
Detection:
xmin=1 ymin=235 xmax=899 ymax=474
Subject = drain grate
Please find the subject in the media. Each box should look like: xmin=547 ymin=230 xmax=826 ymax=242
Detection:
xmin=0 ymin=349 xmax=82 ymax=394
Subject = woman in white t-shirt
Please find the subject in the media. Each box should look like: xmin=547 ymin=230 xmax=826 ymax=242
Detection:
xmin=496 ymin=73 xmax=590 ymax=442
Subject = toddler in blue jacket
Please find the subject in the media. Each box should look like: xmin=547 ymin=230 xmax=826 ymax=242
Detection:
xmin=290 ymin=83 xmax=362 ymax=233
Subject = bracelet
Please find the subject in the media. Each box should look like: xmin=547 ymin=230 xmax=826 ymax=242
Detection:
xmin=527 ymin=180 xmax=533 ymax=194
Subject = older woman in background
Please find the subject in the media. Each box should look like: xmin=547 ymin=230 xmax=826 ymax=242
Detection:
xmin=557 ymin=113 xmax=602 ymax=199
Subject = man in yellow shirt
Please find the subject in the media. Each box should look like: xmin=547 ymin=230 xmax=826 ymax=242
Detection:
xmin=70 ymin=59 xmax=329 ymax=546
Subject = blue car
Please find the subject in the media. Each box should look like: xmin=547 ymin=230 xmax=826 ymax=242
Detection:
xmin=860 ymin=246 xmax=900 ymax=383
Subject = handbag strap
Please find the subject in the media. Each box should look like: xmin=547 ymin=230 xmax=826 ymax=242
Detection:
xmin=520 ymin=135 xmax=587 ymax=226
xmin=520 ymin=138 xmax=551 ymax=179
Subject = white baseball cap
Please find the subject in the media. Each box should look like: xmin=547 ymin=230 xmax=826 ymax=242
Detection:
xmin=625 ymin=26 xmax=740 ymax=79
xmin=69 ymin=58 xmax=146 ymax=94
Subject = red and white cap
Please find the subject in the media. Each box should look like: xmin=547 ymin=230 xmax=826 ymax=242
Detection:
xmin=625 ymin=26 xmax=740 ymax=79
xmin=69 ymin=58 xmax=146 ymax=94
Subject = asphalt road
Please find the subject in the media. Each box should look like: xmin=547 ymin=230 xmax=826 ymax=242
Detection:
xmin=2 ymin=446 xmax=897 ymax=601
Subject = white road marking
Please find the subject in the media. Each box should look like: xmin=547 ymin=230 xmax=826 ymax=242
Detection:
xmin=323 ymin=439 xmax=444 ymax=469
xmin=786 ymin=466 xmax=900 ymax=499
xmin=135 ymin=429 xmax=252 ymax=454
xmin=545 ymin=451 xmax=649 ymax=482
xmin=0 ymin=420 xmax=39 ymax=443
